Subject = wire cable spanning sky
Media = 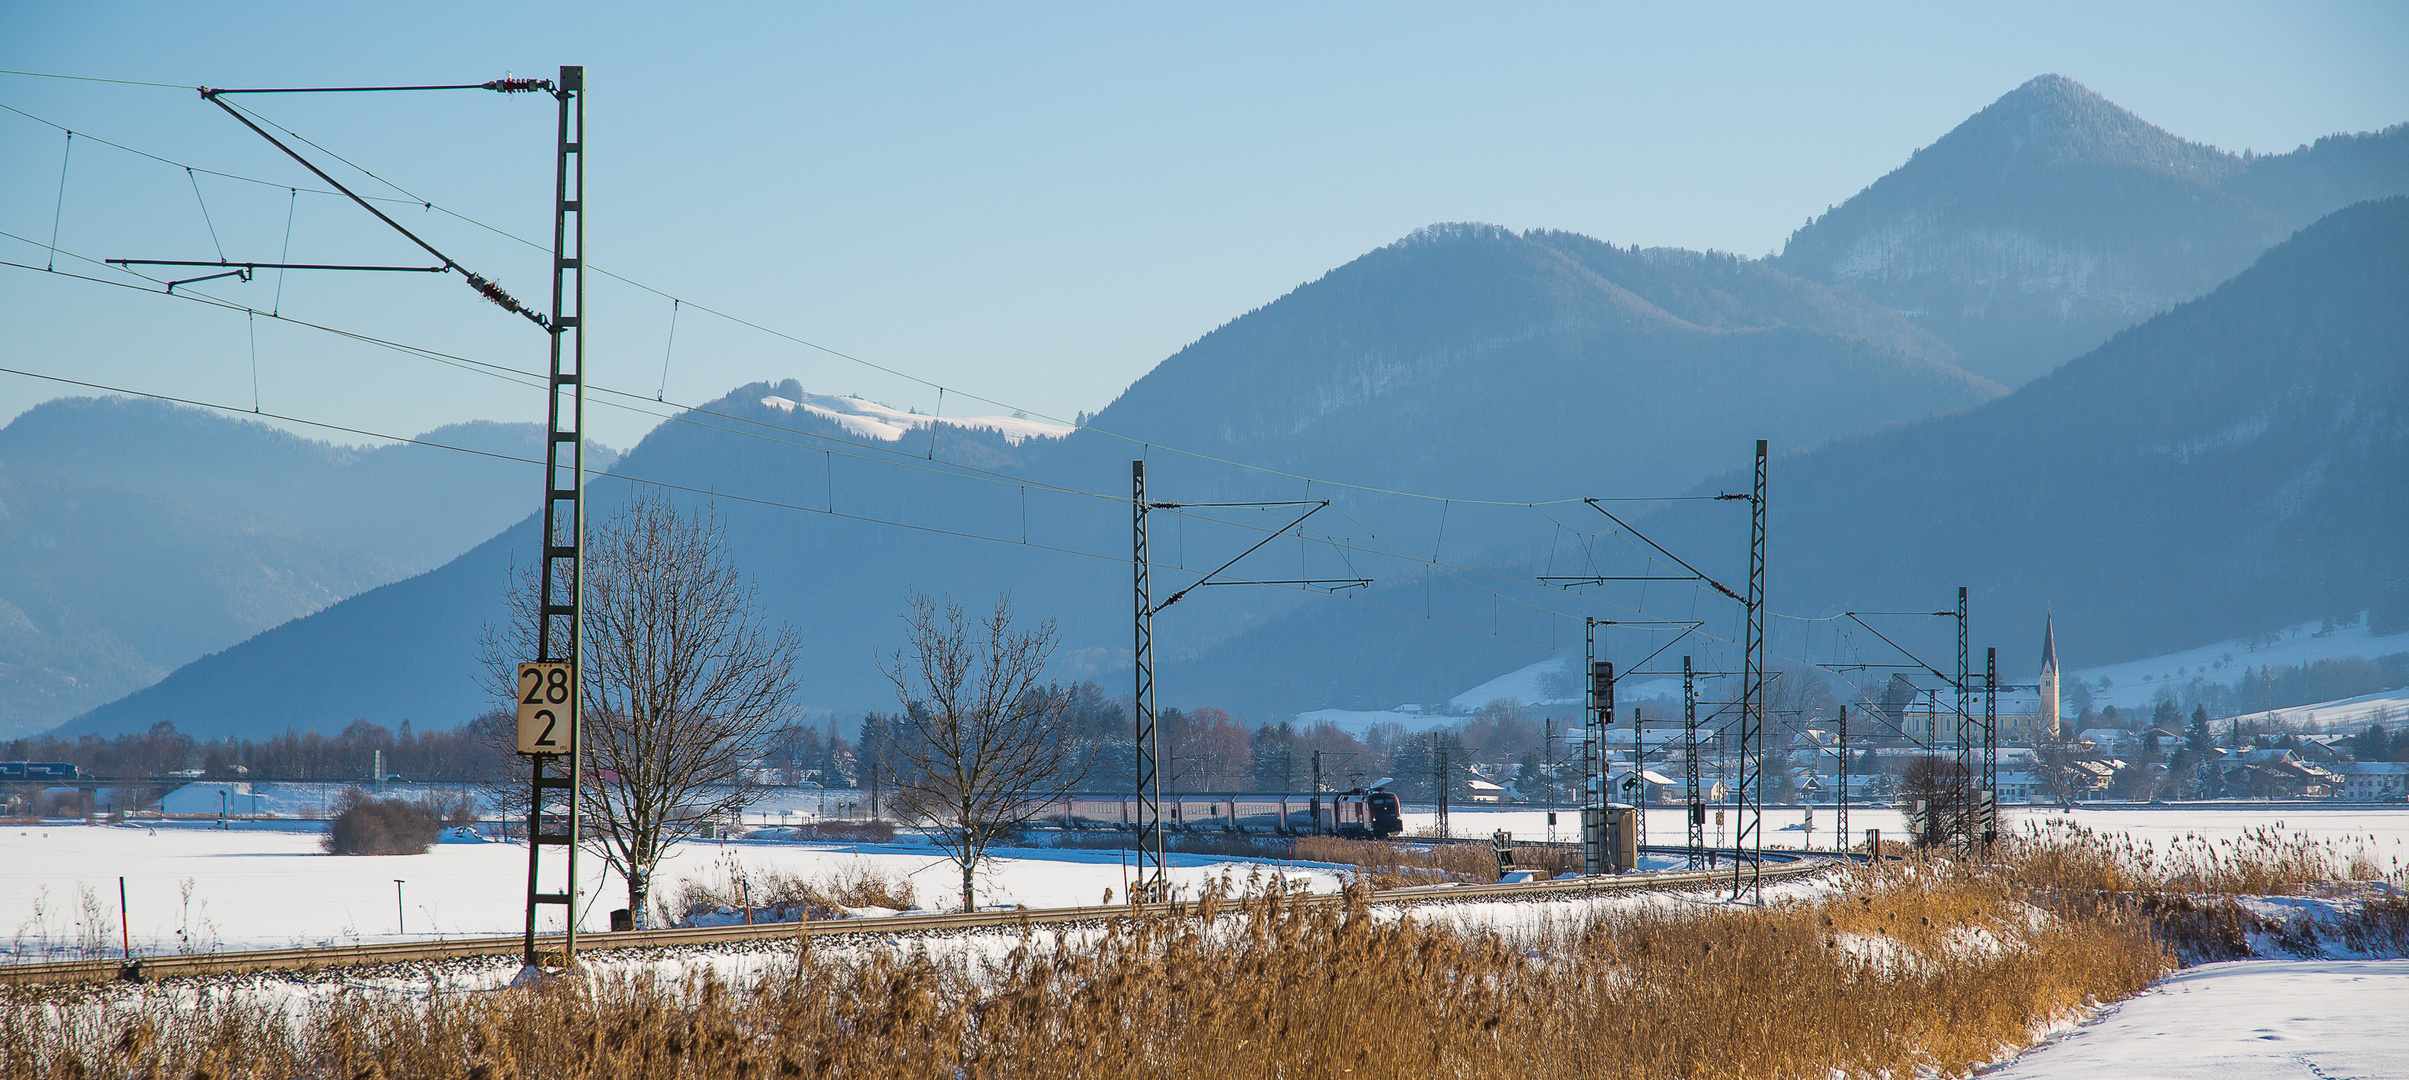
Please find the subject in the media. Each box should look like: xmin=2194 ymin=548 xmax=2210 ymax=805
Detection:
xmin=3 ymin=3 xmax=2403 ymax=452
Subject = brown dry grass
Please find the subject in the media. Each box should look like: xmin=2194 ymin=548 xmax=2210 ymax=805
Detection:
xmin=1290 ymin=834 xmax=1521 ymax=887
xmin=16 ymin=826 xmax=2401 ymax=1079
xmin=2000 ymin=820 xmax=2409 ymax=962
xmin=5 ymin=852 xmax=2170 ymax=1080
xmin=2005 ymin=820 xmax=2405 ymax=896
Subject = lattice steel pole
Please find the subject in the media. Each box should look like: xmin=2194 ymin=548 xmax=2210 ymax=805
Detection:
xmin=523 ymin=65 xmax=586 ymax=970
xmin=1954 ymin=586 xmax=1972 ymax=850
xmin=1836 ymin=704 xmax=1848 ymax=852
xmin=1735 ymin=439 xmax=1766 ymax=901
xmin=1631 ymin=705 xmax=1644 ymax=854
xmin=1583 ymin=618 xmax=1613 ymax=875
xmin=1984 ymin=648 xmax=1999 ymax=846
xmin=1684 ymin=656 xmax=1703 ymax=869
xmin=1131 ymin=460 xmax=1165 ymax=901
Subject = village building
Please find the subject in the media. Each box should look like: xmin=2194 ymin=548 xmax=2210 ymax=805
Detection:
xmin=2337 ymin=761 xmax=2408 ymax=801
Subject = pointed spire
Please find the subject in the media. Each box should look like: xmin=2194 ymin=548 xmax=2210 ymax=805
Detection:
xmin=2040 ymin=609 xmax=2058 ymax=675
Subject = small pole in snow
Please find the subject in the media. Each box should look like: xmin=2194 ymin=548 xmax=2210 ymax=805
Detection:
xmin=394 ymin=880 xmax=406 ymax=937
xmin=118 ymin=876 xmax=131 ymax=959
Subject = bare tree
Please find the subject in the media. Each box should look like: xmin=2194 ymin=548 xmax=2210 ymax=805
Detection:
xmin=1898 ymin=754 xmax=1975 ymax=849
xmin=2035 ymin=731 xmax=2085 ymax=810
xmin=480 ymin=495 xmax=801 ymax=926
xmin=882 ymin=591 xmax=1086 ymax=911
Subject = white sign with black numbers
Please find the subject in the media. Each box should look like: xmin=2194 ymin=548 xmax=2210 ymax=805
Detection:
xmin=516 ymin=662 xmax=575 ymax=755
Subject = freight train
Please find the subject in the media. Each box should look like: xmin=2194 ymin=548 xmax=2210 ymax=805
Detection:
xmin=1035 ymin=788 xmax=1404 ymax=838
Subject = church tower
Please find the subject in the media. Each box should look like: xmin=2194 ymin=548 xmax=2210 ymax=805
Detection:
xmin=2037 ymin=614 xmax=2061 ymax=741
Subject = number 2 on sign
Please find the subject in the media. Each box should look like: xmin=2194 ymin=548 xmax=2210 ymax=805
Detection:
xmin=517 ymin=662 xmax=575 ymax=754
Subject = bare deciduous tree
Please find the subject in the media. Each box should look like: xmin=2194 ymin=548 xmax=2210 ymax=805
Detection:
xmin=1898 ymin=754 xmax=1976 ymax=849
xmin=881 ymin=591 xmax=1085 ymax=911
xmin=480 ymin=495 xmax=801 ymax=926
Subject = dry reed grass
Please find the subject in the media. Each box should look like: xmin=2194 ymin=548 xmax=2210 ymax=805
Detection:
xmin=7 ymin=854 xmax=2168 ymax=1080
xmin=1290 ymin=834 xmax=1494 ymax=887
xmin=14 ymin=827 xmax=2398 ymax=1079
xmin=1998 ymin=821 xmax=2407 ymax=962
xmin=2005 ymin=820 xmax=2404 ymax=896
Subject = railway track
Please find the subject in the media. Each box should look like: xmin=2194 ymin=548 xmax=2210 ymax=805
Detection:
xmin=0 ymin=847 xmax=1838 ymax=988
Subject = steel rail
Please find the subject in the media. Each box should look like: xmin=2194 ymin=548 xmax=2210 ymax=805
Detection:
xmin=0 ymin=852 xmax=1838 ymax=987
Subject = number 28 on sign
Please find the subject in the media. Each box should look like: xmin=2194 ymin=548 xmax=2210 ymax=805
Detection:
xmin=516 ymin=662 xmax=575 ymax=755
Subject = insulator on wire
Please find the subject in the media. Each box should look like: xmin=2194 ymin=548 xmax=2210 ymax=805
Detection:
xmin=462 ymin=272 xmax=546 ymax=326
xmin=483 ymin=78 xmax=553 ymax=94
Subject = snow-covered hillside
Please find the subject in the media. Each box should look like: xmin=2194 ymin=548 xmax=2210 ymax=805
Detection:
xmin=2068 ymin=619 xmax=2409 ymax=712
xmin=760 ymin=392 xmax=1071 ymax=445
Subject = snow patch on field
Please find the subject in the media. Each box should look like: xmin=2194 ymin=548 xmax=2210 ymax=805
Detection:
xmin=1981 ymin=959 xmax=2409 ymax=1079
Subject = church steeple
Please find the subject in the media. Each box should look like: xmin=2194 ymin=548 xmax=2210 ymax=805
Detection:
xmin=2036 ymin=610 xmax=2061 ymax=740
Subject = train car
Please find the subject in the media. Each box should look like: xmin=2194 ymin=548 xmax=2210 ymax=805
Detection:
xmin=1227 ymin=795 xmax=1289 ymax=833
xmin=1058 ymin=796 xmax=1132 ymax=830
xmin=0 ymin=761 xmax=78 ymax=781
xmin=1033 ymin=788 xmax=1403 ymax=838
xmin=1168 ymin=794 xmax=1232 ymax=831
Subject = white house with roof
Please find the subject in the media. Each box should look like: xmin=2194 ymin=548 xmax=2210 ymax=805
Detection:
xmin=2340 ymin=762 xmax=2409 ymax=801
xmin=1995 ymin=770 xmax=2042 ymax=803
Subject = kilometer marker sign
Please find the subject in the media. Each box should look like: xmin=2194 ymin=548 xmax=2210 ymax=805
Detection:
xmin=516 ymin=662 xmax=575 ymax=755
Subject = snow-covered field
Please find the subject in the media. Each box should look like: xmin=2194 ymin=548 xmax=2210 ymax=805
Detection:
xmin=1401 ymin=804 xmax=2409 ymax=857
xmin=0 ymin=823 xmax=1346 ymax=962
xmin=9 ymin=804 xmax=2402 ymax=966
xmin=1985 ymin=959 xmax=2409 ymax=1079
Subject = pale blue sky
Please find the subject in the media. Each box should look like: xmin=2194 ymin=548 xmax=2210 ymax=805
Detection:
xmin=4 ymin=2 xmax=2404 ymax=449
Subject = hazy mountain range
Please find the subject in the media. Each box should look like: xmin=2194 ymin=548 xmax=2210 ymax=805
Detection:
xmin=0 ymin=403 xmax=613 ymax=736
xmin=29 ymin=75 xmax=2409 ymax=739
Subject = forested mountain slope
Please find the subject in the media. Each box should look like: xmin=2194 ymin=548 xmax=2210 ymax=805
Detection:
xmin=1658 ymin=197 xmax=2409 ymax=672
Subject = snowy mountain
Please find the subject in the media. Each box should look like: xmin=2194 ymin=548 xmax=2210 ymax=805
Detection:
xmin=1774 ymin=75 xmax=2409 ymax=387
xmin=760 ymin=391 xmax=1071 ymax=446
xmin=61 ymin=225 xmax=2000 ymax=739
xmin=53 ymin=79 xmax=2408 ymax=739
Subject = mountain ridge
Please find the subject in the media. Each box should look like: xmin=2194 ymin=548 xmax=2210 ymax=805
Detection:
xmin=0 ymin=398 xmax=618 ymax=736
xmin=60 ymin=224 xmax=2001 ymax=739
xmin=1774 ymin=74 xmax=2409 ymax=387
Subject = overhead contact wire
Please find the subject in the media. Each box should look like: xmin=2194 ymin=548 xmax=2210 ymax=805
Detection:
xmin=3 ymin=93 xmax=1729 ymax=509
